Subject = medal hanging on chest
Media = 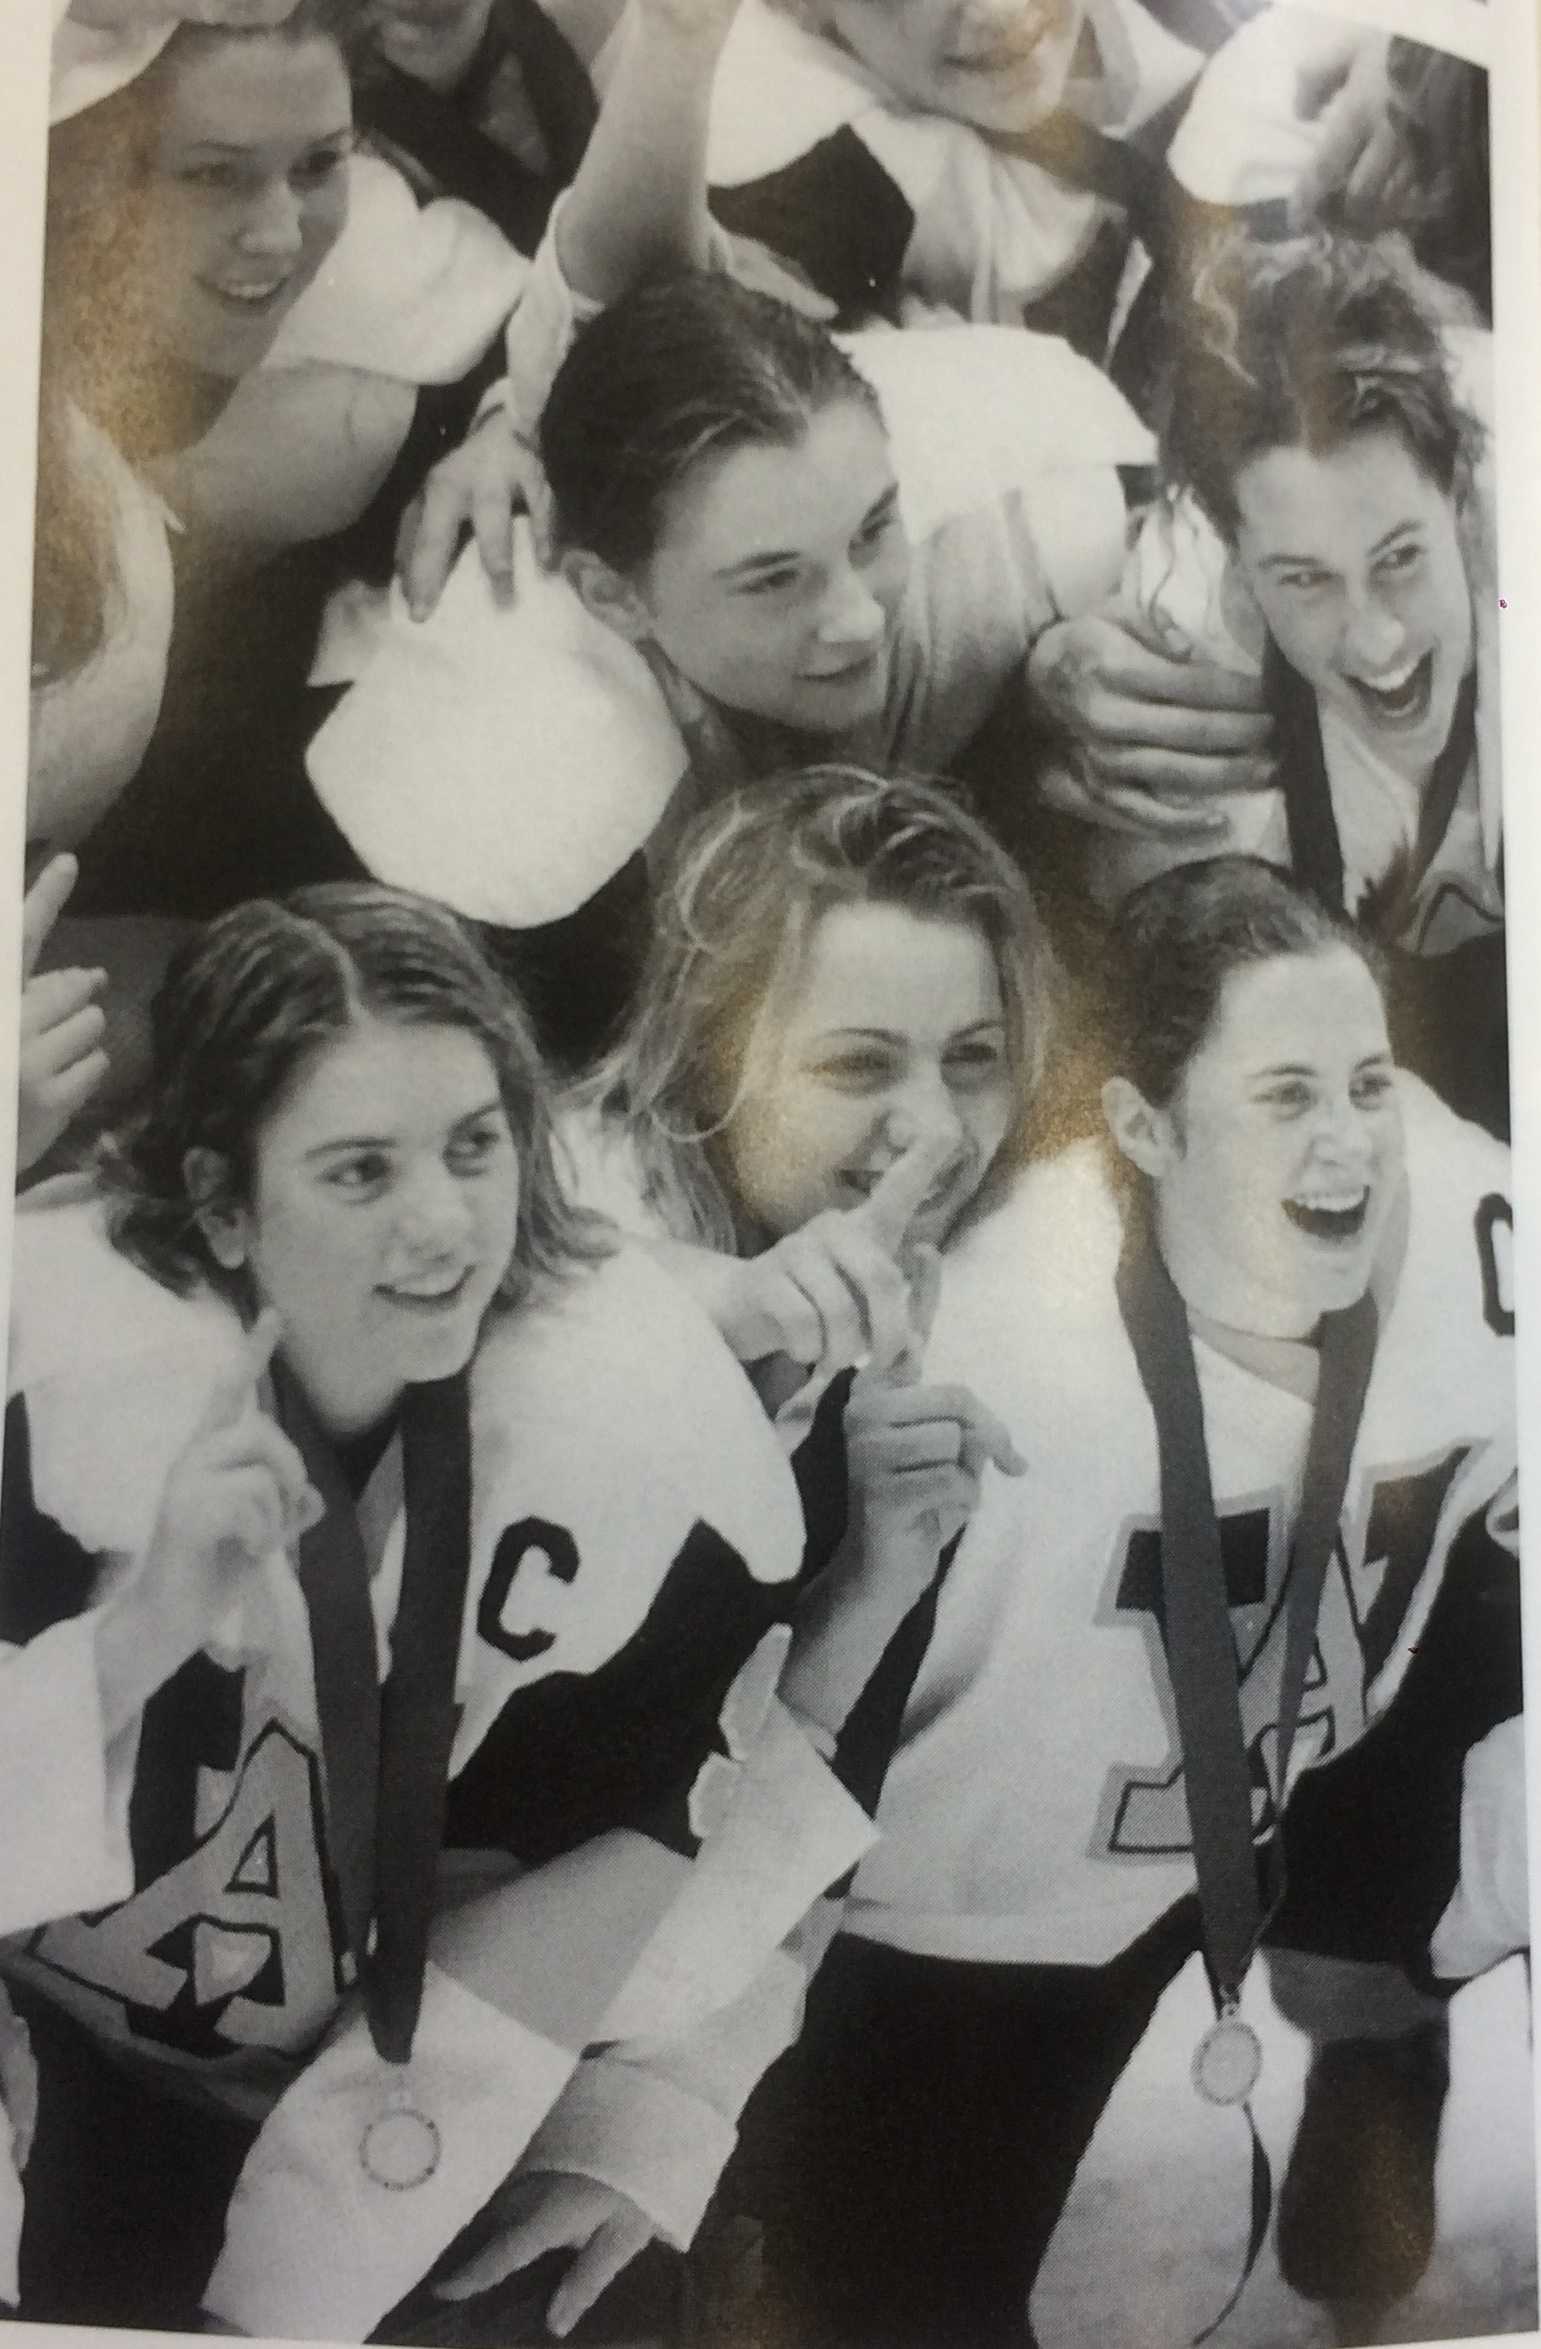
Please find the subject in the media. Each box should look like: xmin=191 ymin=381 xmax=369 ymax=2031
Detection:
xmin=1117 ymin=1220 xmax=1377 ymax=2337
xmin=278 ymin=1363 xmax=474 ymax=2191
xmin=1191 ymin=2006 xmax=1264 ymax=2110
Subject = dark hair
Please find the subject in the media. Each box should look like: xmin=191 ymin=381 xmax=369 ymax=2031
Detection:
xmin=1108 ymin=856 xmax=1384 ymax=1109
xmin=101 ymin=883 xmax=607 ymax=1300
xmin=539 ymin=271 xmax=881 ymax=573
xmin=1159 ymin=233 xmax=1476 ymax=541
xmin=582 ymin=765 xmax=1058 ymax=1249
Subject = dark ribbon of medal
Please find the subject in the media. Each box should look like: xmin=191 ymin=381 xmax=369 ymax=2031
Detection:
xmin=273 ymin=1360 xmax=474 ymax=2068
xmin=1116 ymin=1216 xmax=1377 ymax=2343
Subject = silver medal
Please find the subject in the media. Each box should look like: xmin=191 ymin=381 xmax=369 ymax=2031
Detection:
xmin=360 ymin=2078 xmax=442 ymax=2191
xmin=1192 ymin=2011 xmax=1263 ymax=2107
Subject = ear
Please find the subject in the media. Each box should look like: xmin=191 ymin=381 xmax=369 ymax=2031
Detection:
xmin=559 ymin=548 xmax=655 ymax=644
xmin=184 ymin=1147 xmax=249 ymax=1273
xmin=1101 ymin=1075 xmax=1178 ymax=1181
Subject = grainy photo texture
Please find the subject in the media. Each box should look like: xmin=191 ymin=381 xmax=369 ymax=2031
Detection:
xmin=3 ymin=0 xmax=1532 ymax=2345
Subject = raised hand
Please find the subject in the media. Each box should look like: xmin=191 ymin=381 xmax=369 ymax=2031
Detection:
xmin=93 ymin=1312 xmax=323 ymax=1738
xmin=846 ymin=1370 xmax=1026 ymax=1565
xmin=17 ymin=853 xmax=109 ymax=1176
xmin=395 ymin=413 xmax=552 ymax=621
xmin=139 ymin=1312 xmax=322 ymax=1648
xmin=778 ymin=1240 xmax=1024 ymax=1740
xmin=722 ymin=1130 xmax=968 ymax=1379
xmin=433 ymin=2171 xmax=657 ymax=2337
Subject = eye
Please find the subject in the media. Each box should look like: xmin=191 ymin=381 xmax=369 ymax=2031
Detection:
xmin=1258 ymin=1080 xmax=1313 ymax=1117
xmin=737 ymin=567 xmax=800 ymax=600
xmin=853 ymin=502 xmax=898 ymax=560
xmin=291 ymin=143 xmax=349 ymax=193
xmin=178 ymin=160 xmax=246 ymax=194
xmin=447 ymin=1119 xmax=510 ymax=1173
xmin=944 ymin=1037 xmax=1006 ymax=1088
xmin=810 ymin=1049 xmax=893 ymax=1091
xmin=324 ymin=1149 xmax=392 ymax=1195
xmin=1351 ymin=1067 xmax=1396 ymax=1108
xmin=1376 ymin=542 xmax=1423 ymax=580
xmin=1275 ymin=567 xmax=1331 ymax=596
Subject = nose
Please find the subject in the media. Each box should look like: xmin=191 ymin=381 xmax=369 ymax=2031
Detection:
xmin=880 ymin=1068 xmax=969 ymax=1161
xmin=814 ymin=562 xmax=888 ymax=653
xmin=1340 ymin=585 xmax=1406 ymax=677
xmin=235 ymin=176 xmax=305 ymax=262
xmin=392 ymin=1162 xmax=472 ymax=1260
xmin=1309 ymin=1088 xmax=1376 ymax=1170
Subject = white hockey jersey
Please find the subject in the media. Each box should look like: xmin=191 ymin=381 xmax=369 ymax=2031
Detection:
xmin=846 ymin=1074 xmax=1517 ymax=1965
xmin=0 ymin=1187 xmax=873 ymax=2339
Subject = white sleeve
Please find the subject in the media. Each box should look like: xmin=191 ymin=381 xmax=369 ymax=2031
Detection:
xmin=502 ymin=195 xmax=606 ymax=439
xmin=0 ymin=1986 xmax=36 ymax=2307
xmin=520 ymin=1906 xmax=841 ymax=2246
xmin=262 ymin=153 xmax=526 ymax=385
xmin=1429 ymin=1716 xmax=1531 ymax=1982
xmin=204 ymin=1959 xmax=582 ymax=2341
xmin=0 ymin=1614 xmax=136 ymax=1934
xmin=205 ymin=1703 xmax=872 ymax=2340
xmin=1166 ymin=7 xmax=1374 ymax=209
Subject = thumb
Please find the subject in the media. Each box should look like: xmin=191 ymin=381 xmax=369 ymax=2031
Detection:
xmin=959 ymin=1397 xmax=1028 ymax=1482
xmin=888 ymin=1243 xmax=943 ymax=1387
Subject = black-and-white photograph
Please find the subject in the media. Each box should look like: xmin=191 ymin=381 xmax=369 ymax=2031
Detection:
xmin=0 ymin=0 xmax=1534 ymax=2343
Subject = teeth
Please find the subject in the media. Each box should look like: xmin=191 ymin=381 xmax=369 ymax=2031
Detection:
xmin=1290 ymin=1190 xmax=1366 ymax=1213
xmin=1352 ymin=658 xmax=1417 ymax=693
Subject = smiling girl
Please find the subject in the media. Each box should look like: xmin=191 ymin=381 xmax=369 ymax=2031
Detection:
xmin=1072 ymin=237 xmax=1498 ymax=957
xmin=0 ymin=883 xmax=873 ymax=2340
xmin=307 ymin=0 xmax=1147 ymax=1064
xmin=720 ymin=853 xmax=1518 ymax=2347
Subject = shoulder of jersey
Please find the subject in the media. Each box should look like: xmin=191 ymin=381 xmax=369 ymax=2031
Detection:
xmin=9 ymin=1178 xmax=240 ymax=1399
xmin=470 ymin=1244 xmax=804 ymax=1570
xmin=1398 ymin=1070 xmax=1510 ymax=1216
xmin=927 ymin=1143 xmax=1125 ymax=1376
xmin=841 ymin=326 xmax=1154 ymax=540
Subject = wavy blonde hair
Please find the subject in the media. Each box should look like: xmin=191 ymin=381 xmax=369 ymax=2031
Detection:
xmin=577 ymin=766 xmax=1059 ymax=1251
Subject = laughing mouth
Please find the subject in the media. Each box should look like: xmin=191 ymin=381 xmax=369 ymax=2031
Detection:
xmin=1344 ymin=650 xmax=1433 ymax=731
xmin=204 ymin=275 xmax=295 ymax=313
xmin=1283 ymin=1190 xmax=1370 ymax=1244
xmin=378 ymin=1270 xmax=474 ymax=1311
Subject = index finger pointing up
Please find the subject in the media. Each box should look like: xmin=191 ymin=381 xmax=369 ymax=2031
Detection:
xmin=21 ymin=855 xmax=79 ymax=984
xmin=201 ymin=1307 xmax=285 ymax=1431
xmin=857 ymin=1131 xmax=964 ymax=1256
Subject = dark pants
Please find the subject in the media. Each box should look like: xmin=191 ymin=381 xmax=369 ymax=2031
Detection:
xmin=11 ymin=1991 xmax=257 ymax=2330
xmin=738 ymin=1899 xmax=1201 ymax=2349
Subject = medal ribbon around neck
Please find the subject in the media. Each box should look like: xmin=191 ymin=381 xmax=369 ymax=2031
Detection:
xmin=1116 ymin=1213 xmax=1378 ymax=2341
xmin=273 ymin=1359 xmax=474 ymax=2185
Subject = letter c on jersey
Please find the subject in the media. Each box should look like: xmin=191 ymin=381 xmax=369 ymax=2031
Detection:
xmin=477 ymin=1518 xmax=580 ymax=1663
